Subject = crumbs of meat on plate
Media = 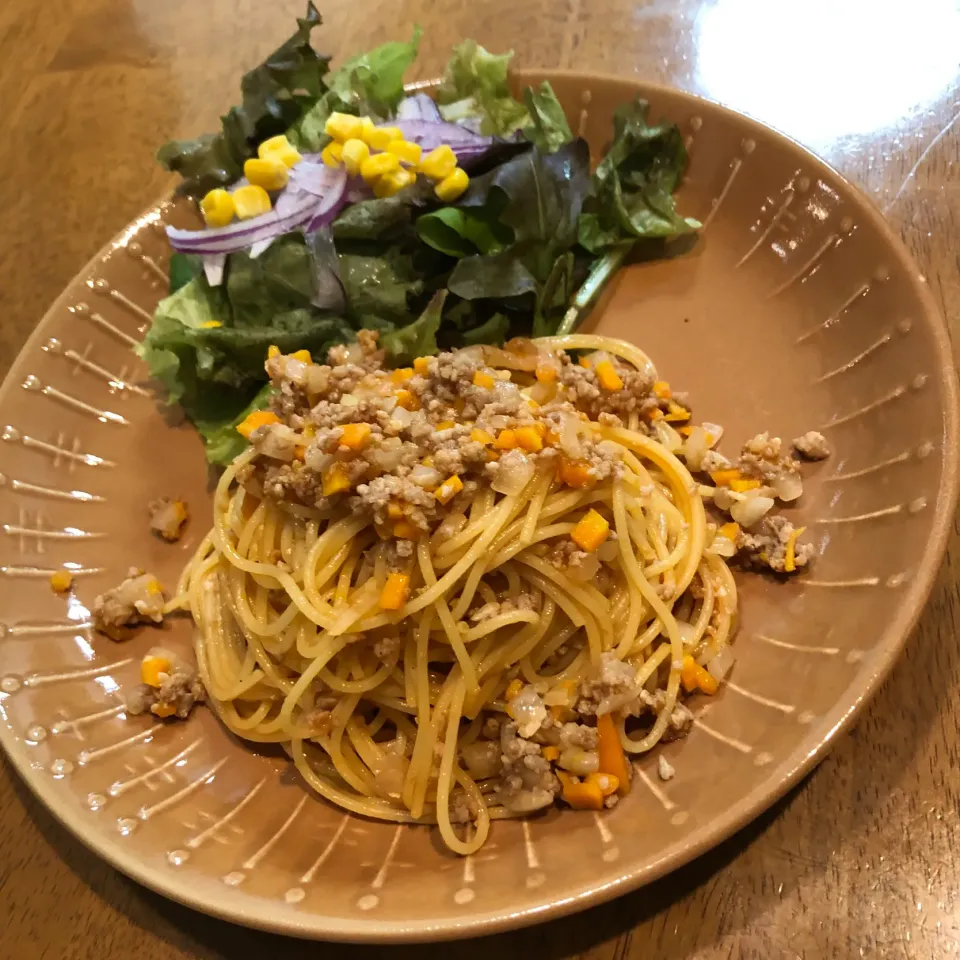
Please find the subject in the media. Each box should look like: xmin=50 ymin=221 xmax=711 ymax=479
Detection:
xmin=149 ymin=497 xmax=189 ymax=542
xmin=126 ymin=647 xmax=204 ymax=720
xmin=92 ymin=567 xmax=166 ymax=641
xmin=792 ymin=431 xmax=830 ymax=461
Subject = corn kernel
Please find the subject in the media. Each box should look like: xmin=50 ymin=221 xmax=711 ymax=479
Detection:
xmin=435 ymin=167 xmax=469 ymax=203
xmin=199 ymin=188 xmax=235 ymax=228
xmin=413 ymin=357 xmax=430 ymax=374
xmin=420 ymin=144 xmax=457 ymax=181
xmin=152 ymin=703 xmax=177 ymax=719
xmin=571 ymin=508 xmax=611 ymax=552
xmin=290 ymin=349 xmax=312 ymax=363
xmin=340 ymin=138 xmax=370 ymax=176
xmin=435 ymin=474 xmax=464 ymax=504
xmin=434 ymin=420 xmax=455 ymax=431
xmin=379 ymin=572 xmax=411 ymax=610
xmin=49 ymin=569 xmax=73 ymax=593
xmin=322 ymin=464 xmax=352 ymax=497
xmin=321 ymin=141 xmax=343 ymax=168
xmin=680 ymin=655 xmax=719 ymax=695
xmin=472 ymin=370 xmax=495 ymax=389
xmin=232 ymin=184 xmax=271 ymax=220
xmin=236 ymin=410 xmax=280 ymax=439
xmin=372 ymin=167 xmax=416 ymax=198
xmin=324 ymin=112 xmax=363 ymax=143
xmin=243 ymin=156 xmax=289 ymax=191
xmin=258 ymin=135 xmax=302 ymax=168
xmin=386 ymin=139 xmax=422 ymax=167
xmin=141 ymin=655 xmax=171 ymax=688
xmin=360 ymin=152 xmax=401 ymax=185
xmin=364 ymin=124 xmax=402 ymax=151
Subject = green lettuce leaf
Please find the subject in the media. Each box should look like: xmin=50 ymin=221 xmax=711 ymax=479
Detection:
xmin=416 ymin=204 xmax=512 ymax=258
xmin=196 ymin=383 xmax=274 ymax=466
xmin=522 ymin=82 xmax=572 ymax=153
xmin=578 ymin=98 xmax=699 ymax=253
xmin=289 ymin=26 xmax=422 ymax=150
xmin=434 ymin=41 xmax=529 ymax=136
xmin=339 ymin=249 xmax=424 ymax=324
xmin=157 ymin=3 xmax=329 ymax=197
xmin=380 ymin=290 xmax=446 ymax=362
xmin=459 ymin=311 xmax=509 ymax=346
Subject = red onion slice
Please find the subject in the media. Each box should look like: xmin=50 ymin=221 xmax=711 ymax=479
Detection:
xmin=396 ymin=93 xmax=443 ymax=123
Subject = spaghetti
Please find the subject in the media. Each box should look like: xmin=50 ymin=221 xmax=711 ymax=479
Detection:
xmin=172 ymin=334 xmax=751 ymax=855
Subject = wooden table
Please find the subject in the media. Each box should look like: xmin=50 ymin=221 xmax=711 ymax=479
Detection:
xmin=1 ymin=1 xmax=958 ymax=957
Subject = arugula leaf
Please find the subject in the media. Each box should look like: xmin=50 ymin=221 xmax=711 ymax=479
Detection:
xmin=157 ymin=3 xmax=329 ymax=197
xmin=168 ymin=252 xmax=198 ymax=294
xmin=447 ymin=139 xmax=591 ymax=299
xmin=434 ymin=40 xmax=529 ymax=136
xmin=416 ymin=204 xmax=512 ymax=258
xmin=289 ymin=26 xmax=422 ymax=150
xmin=460 ymin=311 xmax=510 ymax=346
xmin=578 ymin=98 xmax=699 ymax=253
xmin=380 ymin=290 xmax=447 ymax=362
xmin=522 ymin=82 xmax=572 ymax=153
xmin=332 ymin=184 xmax=432 ymax=240
xmin=196 ymin=383 xmax=274 ymax=466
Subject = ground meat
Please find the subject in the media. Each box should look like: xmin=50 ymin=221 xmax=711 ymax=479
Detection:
xmin=92 ymin=567 xmax=166 ymax=641
xmin=738 ymin=432 xmax=800 ymax=482
xmin=469 ymin=594 xmax=537 ymax=622
xmin=577 ymin=652 xmax=638 ymax=716
xmin=792 ymin=430 xmax=831 ymax=460
xmin=554 ymin=355 xmax=656 ymax=420
xmin=301 ymin=708 xmax=333 ymax=736
xmin=449 ymin=786 xmax=481 ymax=823
xmin=373 ymin=633 xmax=402 ymax=661
xmin=559 ymin=722 xmax=598 ymax=751
xmin=126 ymin=646 xmax=204 ymax=720
xmin=148 ymin=497 xmax=189 ymax=542
xmin=738 ymin=515 xmax=814 ymax=573
xmin=495 ymin=721 xmax=560 ymax=813
xmin=622 ymin=689 xmax=694 ymax=740
xmin=658 ymin=754 xmax=676 ymax=781
xmin=700 ymin=450 xmax=732 ymax=474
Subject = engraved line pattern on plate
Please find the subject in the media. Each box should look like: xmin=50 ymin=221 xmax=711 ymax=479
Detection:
xmin=138 ymin=757 xmax=228 ymax=820
xmin=109 ymin=739 xmax=203 ymax=797
xmin=22 ymin=375 xmax=128 ymax=425
xmin=691 ymin=717 xmax=753 ymax=753
xmin=725 ymin=681 xmax=795 ymax=714
xmin=185 ymin=777 xmax=267 ymax=849
xmin=43 ymin=338 xmax=149 ymax=397
xmin=635 ymin=765 xmax=676 ymax=810
xmin=299 ymin=814 xmax=350 ymax=883
xmin=736 ymin=187 xmax=795 ymax=267
xmin=72 ymin=302 xmax=140 ymax=348
xmin=242 ymin=795 xmax=308 ymax=870
xmin=25 ymin=658 xmax=134 ymax=687
xmin=0 ymin=473 xmax=105 ymax=502
xmin=795 ymin=282 xmax=873 ymax=343
xmin=814 ymin=332 xmax=891 ymax=382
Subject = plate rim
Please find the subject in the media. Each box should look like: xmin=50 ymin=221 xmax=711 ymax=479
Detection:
xmin=0 ymin=71 xmax=957 ymax=942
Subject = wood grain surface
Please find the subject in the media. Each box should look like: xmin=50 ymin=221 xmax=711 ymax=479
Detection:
xmin=1 ymin=1 xmax=958 ymax=957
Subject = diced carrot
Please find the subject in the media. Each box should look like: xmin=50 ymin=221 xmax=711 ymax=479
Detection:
xmin=435 ymin=420 xmax=455 ymax=430
xmin=559 ymin=775 xmax=604 ymax=810
xmin=513 ymin=426 xmax=543 ymax=452
xmin=322 ymin=464 xmax=351 ymax=497
xmin=571 ymin=509 xmax=610 ymax=552
xmin=339 ymin=423 xmax=371 ymax=450
xmin=390 ymin=367 xmax=414 ymax=384
xmin=558 ymin=457 xmax=595 ymax=489
xmin=718 ymin=522 xmax=740 ymax=540
xmin=535 ymin=364 xmax=557 ymax=383
xmin=379 ymin=572 xmax=410 ymax=610
xmin=386 ymin=502 xmax=404 ymax=520
xmin=151 ymin=703 xmax=177 ymax=719
xmin=290 ymin=349 xmax=312 ymax=363
xmin=594 ymin=360 xmax=623 ymax=391
xmin=585 ymin=771 xmax=620 ymax=797
xmin=472 ymin=370 xmax=495 ymax=389
xmin=435 ymin=475 xmax=464 ymax=504
xmin=664 ymin=403 xmax=690 ymax=422
xmin=393 ymin=520 xmax=418 ymax=539
xmin=413 ymin=357 xmax=430 ymax=374
xmin=542 ymin=745 xmax=560 ymax=762
xmin=710 ymin=468 xmax=741 ymax=487
xmin=578 ymin=355 xmax=592 ymax=369
xmin=729 ymin=478 xmax=761 ymax=492
xmin=395 ymin=389 xmax=420 ymax=411
xmin=783 ymin=525 xmax=807 ymax=573
xmin=494 ymin=429 xmax=518 ymax=450
xmin=653 ymin=380 xmax=671 ymax=399
xmin=596 ymin=713 xmax=631 ymax=795
xmin=680 ymin=655 xmax=719 ymax=695
xmin=236 ymin=410 xmax=280 ymax=439
xmin=470 ymin=428 xmax=494 ymax=445
xmin=141 ymin=655 xmax=171 ymax=688
xmin=505 ymin=679 xmax=524 ymax=700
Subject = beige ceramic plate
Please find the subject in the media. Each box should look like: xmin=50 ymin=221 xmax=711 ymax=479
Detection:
xmin=0 ymin=71 xmax=956 ymax=942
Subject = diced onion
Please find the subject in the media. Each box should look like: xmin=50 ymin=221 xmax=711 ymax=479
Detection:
xmin=773 ymin=471 xmax=804 ymax=502
xmin=557 ymin=411 xmax=584 ymax=459
xmin=597 ymin=540 xmax=619 ymax=562
xmin=682 ymin=425 xmax=709 ymax=470
xmin=710 ymin=535 xmax=737 ymax=558
xmin=654 ymin=420 xmax=683 ymax=453
xmin=705 ymin=646 xmax=735 ymax=682
xmin=410 ymin=464 xmax=442 ymax=488
xmin=284 ymin=358 xmax=309 ymax=387
xmin=567 ymin=553 xmax=601 ymax=581
xmin=730 ymin=495 xmax=774 ymax=528
xmin=508 ymin=685 xmax=546 ymax=738
xmin=389 ymin=405 xmax=414 ymax=428
xmin=676 ymin=620 xmax=698 ymax=648
xmin=557 ymin=747 xmax=600 ymax=776
xmin=492 ymin=450 xmax=535 ymax=495
xmin=702 ymin=422 xmax=724 ymax=446
xmin=460 ymin=740 xmax=501 ymax=780
xmin=370 ymin=437 xmax=405 ymax=471
xmin=714 ymin=488 xmax=736 ymax=512
xmin=306 ymin=366 xmax=330 ymax=395
xmin=304 ymin=447 xmax=333 ymax=472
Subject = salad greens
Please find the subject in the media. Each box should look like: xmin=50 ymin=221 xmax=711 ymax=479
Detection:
xmin=143 ymin=4 xmax=698 ymax=464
